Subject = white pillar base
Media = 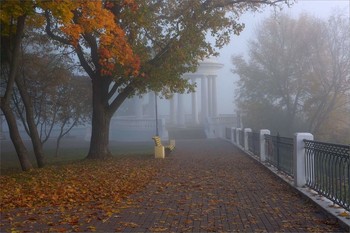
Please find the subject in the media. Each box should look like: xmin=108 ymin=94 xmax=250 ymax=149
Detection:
xmin=244 ymin=128 xmax=252 ymax=151
xmin=260 ymin=129 xmax=270 ymax=162
xmin=293 ymin=133 xmax=314 ymax=187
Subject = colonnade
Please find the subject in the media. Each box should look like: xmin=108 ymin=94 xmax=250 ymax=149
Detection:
xmin=130 ymin=57 xmax=223 ymax=128
xmin=170 ymin=75 xmax=218 ymax=127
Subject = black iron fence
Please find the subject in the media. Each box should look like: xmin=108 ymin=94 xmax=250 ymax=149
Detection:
xmin=233 ymin=128 xmax=237 ymax=143
xmin=304 ymin=140 xmax=350 ymax=211
xmin=265 ymin=134 xmax=294 ymax=177
xmin=248 ymin=132 xmax=260 ymax=156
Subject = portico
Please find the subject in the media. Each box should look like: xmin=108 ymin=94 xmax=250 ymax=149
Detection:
xmin=105 ymin=57 xmax=236 ymax=141
xmin=170 ymin=57 xmax=224 ymax=127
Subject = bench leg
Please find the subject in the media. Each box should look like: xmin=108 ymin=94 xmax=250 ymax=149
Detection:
xmin=154 ymin=146 xmax=165 ymax=159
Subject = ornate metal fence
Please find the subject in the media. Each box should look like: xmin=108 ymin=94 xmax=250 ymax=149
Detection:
xmin=304 ymin=140 xmax=350 ymax=211
xmin=265 ymin=134 xmax=294 ymax=176
xmin=248 ymin=132 xmax=260 ymax=156
xmin=233 ymin=128 xmax=237 ymax=143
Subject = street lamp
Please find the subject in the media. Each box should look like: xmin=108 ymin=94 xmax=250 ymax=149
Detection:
xmin=155 ymin=92 xmax=159 ymax=136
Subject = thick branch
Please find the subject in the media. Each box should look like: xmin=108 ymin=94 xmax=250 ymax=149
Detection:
xmin=107 ymin=79 xmax=123 ymax=100
xmin=75 ymin=44 xmax=95 ymax=79
xmin=82 ymin=33 xmax=100 ymax=70
xmin=108 ymin=81 xmax=135 ymax=116
xmin=45 ymin=11 xmax=71 ymax=46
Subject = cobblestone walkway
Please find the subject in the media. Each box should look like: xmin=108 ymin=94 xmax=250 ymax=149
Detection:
xmin=98 ymin=139 xmax=345 ymax=232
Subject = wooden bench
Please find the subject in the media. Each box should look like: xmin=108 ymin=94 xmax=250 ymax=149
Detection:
xmin=152 ymin=136 xmax=175 ymax=152
xmin=152 ymin=136 xmax=175 ymax=158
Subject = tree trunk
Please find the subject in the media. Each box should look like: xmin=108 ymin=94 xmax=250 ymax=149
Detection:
xmin=55 ymin=134 xmax=63 ymax=157
xmin=87 ymin=111 xmax=112 ymax=159
xmin=0 ymin=15 xmax=33 ymax=171
xmin=1 ymin=104 xmax=33 ymax=171
xmin=86 ymin=77 xmax=112 ymax=159
xmin=16 ymin=74 xmax=45 ymax=167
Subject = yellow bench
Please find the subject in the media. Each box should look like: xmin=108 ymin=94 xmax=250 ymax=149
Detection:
xmin=152 ymin=136 xmax=175 ymax=158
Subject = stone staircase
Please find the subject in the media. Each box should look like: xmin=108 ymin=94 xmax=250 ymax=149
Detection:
xmin=167 ymin=127 xmax=207 ymax=139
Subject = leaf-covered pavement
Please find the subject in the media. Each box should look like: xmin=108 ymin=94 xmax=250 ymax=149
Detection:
xmin=0 ymin=156 xmax=164 ymax=232
xmin=1 ymin=139 xmax=347 ymax=232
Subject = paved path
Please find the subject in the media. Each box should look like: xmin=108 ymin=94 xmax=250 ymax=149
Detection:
xmin=1 ymin=139 xmax=346 ymax=232
xmin=97 ymin=139 xmax=345 ymax=232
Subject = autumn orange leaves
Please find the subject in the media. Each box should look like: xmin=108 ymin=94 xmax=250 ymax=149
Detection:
xmin=43 ymin=1 xmax=141 ymax=76
xmin=0 ymin=157 xmax=162 ymax=216
xmin=1 ymin=0 xmax=141 ymax=77
xmin=0 ymin=156 xmax=165 ymax=232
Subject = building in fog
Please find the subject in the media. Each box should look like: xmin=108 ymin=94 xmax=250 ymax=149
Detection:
xmin=109 ymin=57 xmax=237 ymax=141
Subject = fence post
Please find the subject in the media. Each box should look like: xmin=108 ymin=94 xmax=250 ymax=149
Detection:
xmin=236 ymin=128 xmax=241 ymax=146
xmin=244 ymin=128 xmax=252 ymax=151
xmin=260 ymin=129 xmax=270 ymax=162
xmin=276 ymin=133 xmax=280 ymax=169
xmin=231 ymin=127 xmax=236 ymax=144
xmin=294 ymin=133 xmax=314 ymax=187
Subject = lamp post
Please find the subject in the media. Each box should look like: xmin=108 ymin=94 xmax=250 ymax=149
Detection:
xmin=155 ymin=92 xmax=159 ymax=136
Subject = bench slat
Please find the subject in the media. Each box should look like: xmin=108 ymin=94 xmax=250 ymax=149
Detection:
xmin=152 ymin=136 xmax=175 ymax=152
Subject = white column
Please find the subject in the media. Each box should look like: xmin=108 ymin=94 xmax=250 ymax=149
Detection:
xmin=244 ymin=128 xmax=252 ymax=151
xmin=170 ymin=94 xmax=177 ymax=125
xmin=259 ymin=129 xmax=270 ymax=162
xmin=293 ymin=133 xmax=314 ymax=187
xmin=207 ymin=77 xmax=212 ymax=117
xmin=191 ymin=79 xmax=199 ymax=124
xmin=212 ymin=76 xmax=218 ymax=117
xmin=201 ymin=76 xmax=208 ymax=123
xmin=177 ymin=93 xmax=185 ymax=126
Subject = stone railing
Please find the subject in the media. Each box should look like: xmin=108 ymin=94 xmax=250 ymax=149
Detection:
xmin=111 ymin=116 xmax=163 ymax=129
xmin=108 ymin=116 xmax=168 ymax=141
xmin=205 ymin=115 xmax=238 ymax=138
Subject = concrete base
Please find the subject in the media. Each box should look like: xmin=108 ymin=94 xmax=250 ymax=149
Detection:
xmin=154 ymin=146 xmax=165 ymax=159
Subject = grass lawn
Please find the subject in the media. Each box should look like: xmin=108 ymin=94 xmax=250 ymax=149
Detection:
xmin=0 ymin=140 xmax=154 ymax=174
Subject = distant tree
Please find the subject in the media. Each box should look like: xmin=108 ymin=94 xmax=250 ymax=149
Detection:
xmin=302 ymin=14 xmax=350 ymax=140
xmin=12 ymin=51 xmax=91 ymax=157
xmin=232 ymin=13 xmax=350 ymax=141
xmin=52 ymin=77 xmax=91 ymax=157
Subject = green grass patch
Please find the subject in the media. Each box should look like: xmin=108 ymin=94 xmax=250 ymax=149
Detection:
xmin=1 ymin=142 xmax=154 ymax=175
